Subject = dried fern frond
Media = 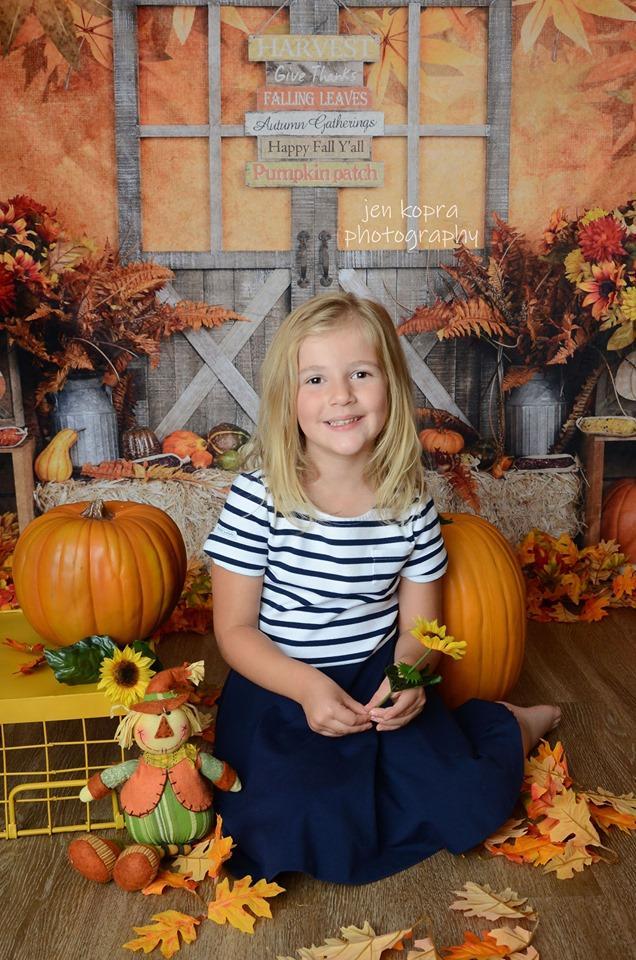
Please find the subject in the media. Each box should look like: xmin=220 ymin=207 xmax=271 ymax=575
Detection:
xmin=397 ymin=299 xmax=455 ymax=336
xmin=162 ymin=300 xmax=246 ymax=334
xmin=501 ymin=365 xmax=538 ymax=393
xmin=436 ymin=298 xmax=514 ymax=340
xmin=105 ymin=263 xmax=175 ymax=303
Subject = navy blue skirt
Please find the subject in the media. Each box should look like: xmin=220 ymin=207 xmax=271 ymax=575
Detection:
xmin=213 ymin=641 xmax=524 ymax=885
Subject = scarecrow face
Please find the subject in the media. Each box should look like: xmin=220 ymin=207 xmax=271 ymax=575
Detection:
xmin=133 ymin=708 xmax=192 ymax=754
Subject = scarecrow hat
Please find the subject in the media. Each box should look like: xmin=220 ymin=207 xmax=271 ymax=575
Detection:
xmin=132 ymin=660 xmax=204 ymax=715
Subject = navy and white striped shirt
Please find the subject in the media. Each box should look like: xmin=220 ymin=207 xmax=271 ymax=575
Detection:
xmin=203 ymin=470 xmax=448 ymax=668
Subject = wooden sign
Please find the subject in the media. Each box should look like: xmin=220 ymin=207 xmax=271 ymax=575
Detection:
xmin=245 ymin=111 xmax=384 ymax=137
xmin=248 ymin=35 xmax=380 ymax=63
xmin=246 ymin=160 xmax=384 ymax=187
xmin=266 ymin=61 xmax=364 ymax=86
xmin=258 ymin=137 xmax=372 ymax=161
xmin=257 ymin=86 xmax=372 ymax=111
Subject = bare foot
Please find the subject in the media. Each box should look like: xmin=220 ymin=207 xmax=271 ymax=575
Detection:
xmin=497 ymin=702 xmax=562 ymax=756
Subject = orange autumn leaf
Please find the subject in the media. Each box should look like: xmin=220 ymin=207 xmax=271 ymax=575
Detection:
xmin=123 ymin=910 xmax=201 ymax=959
xmin=486 ymin=832 xmax=565 ymax=866
xmin=3 ymin=637 xmax=45 ymax=654
xmin=207 ymin=813 xmax=234 ymax=879
xmin=15 ymin=655 xmax=46 ymax=675
xmin=442 ymin=930 xmax=509 ymax=959
xmin=207 ymin=875 xmax=285 ymax=934
xmin=537 ymin=789 xmax=600 ymax=847
xmin=589 ymin=803 xmax=636 ymax=834
xmin=142 ymin=869 xmax=198 ymax=895
xmin=579 ymin=594 xmax=611 ymax=622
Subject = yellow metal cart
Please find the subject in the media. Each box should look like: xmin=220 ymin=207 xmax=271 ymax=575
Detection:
xmin=0 ymin=610 xmax=125 ymax=839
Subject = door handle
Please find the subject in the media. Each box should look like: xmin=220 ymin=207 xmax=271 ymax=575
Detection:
xmin=296 ymin=230 xmax=310 ymax=287
xmin=318 ymin=231 xmax=332 ymax=286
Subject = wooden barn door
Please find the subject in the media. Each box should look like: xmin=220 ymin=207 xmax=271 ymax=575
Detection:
xmin=113 ymin=0 xmax=511 ymax=437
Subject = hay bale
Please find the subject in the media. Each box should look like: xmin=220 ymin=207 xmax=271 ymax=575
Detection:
xmin=423 ymin=468 xmax=583 ymax=544
xmin=35 ymin=465 xmax=583 ymax=559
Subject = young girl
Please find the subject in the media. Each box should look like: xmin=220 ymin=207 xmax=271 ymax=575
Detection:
xmin=204 ymin=291 xmax=560 ymax=885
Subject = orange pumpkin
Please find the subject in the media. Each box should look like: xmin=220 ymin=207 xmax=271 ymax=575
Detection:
xmin=162 ymin=430 xmax=207 ymax=459
xmin=12 ymin=500 xmax=187 ymax=648
xmin=600 ymin=479 xmax=636 ymax=562
xmin=419 ymin=428 xmax=465 ymax=455
xmin=438 ymin=513 xmax=526 ymax=708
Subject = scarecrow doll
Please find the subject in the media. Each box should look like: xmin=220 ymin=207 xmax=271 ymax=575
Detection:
xmin=68 ymin=659 xmax=241 ymax=891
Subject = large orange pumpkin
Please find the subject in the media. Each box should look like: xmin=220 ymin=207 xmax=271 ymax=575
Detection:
xmin=600 ymin=479 xmax=636 ymax=562
xmin=12 ymin=500 xmax=187 ymax=648
xmin=438 ymin=513 xmax=526 ymax=708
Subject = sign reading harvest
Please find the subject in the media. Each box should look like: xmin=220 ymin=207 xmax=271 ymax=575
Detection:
xmin=248 ymin=34 xmax=380 ymax=62
xmin=245 ymin=33 xmax=383 ymax=190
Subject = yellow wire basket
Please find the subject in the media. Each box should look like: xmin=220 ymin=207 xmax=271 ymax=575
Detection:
xmin=0 ymin=610 xmax=125 ymax=840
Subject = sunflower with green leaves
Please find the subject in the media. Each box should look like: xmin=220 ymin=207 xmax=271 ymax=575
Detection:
xmin=98 ymin=646 xmax=155 ymax=707
xmin=382 ymin=617 xmax=467 ymax=702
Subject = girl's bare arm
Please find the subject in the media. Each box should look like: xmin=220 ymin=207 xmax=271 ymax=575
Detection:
xmin=211 ymin=563 xmax=370 ymax=736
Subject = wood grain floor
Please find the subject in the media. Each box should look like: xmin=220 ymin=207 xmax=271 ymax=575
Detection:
xmin=1 ymin=611 xmax=634 ymax=960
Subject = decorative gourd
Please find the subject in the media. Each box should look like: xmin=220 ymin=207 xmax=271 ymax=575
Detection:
xmin=600 ymin=479 xmax=636 ymax=562
xmin=34 ymin=428 xmax=79 ymax=482
xmin=162 ymin=430 xmax=207 ymax=459
xmin=438 ymin=513 xmax=526 ymax=708
xmin=190 ymin=448 xmax=213 ymax=469
xmin=419 ymin=428 xmax=465 ymax=455
xmin=122 ymin=427 xmax=161 ymax=461
xmin=12 ymin=499 xmax=187 ymax=648
xmin=207 ymin=423 xmax=250 ymax=458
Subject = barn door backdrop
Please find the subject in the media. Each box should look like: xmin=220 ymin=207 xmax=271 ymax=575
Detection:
xmin=113 ymin=0 xmax=511 ymax=436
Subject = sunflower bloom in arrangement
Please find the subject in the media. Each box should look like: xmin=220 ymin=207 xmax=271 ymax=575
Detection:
xmin=97 ymin=646 xmax=155 ymax=707
xmin=381 ymin=618 xmax=467 ymax=705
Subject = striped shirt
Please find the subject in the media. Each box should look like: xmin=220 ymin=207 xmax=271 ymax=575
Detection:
xmin=203 ymin=470 xmax=448 ymax=668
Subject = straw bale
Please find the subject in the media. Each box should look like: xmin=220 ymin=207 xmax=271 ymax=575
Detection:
xmin=35 ymin=465 xmax=583 ymax=559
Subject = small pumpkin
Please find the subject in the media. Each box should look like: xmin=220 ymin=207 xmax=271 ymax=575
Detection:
xmin=34 ymin=428 xmax=79 ymax=482
xmin=162 ymin=430 xmax=207 ymax=459
xmin=122 ymin=427 xmax=161 ymax=461
xmin=438 ymin=513 xmax=526 ymax=708
xmin=419 ymin=427 xmax=465 ymax=455
xmin=207 ymin=422 xmax=250 ymax=458
xmin=190 ymin=448 xmax=213 ymax=469
xmin=600 ymin=479 xmax=636 ymax=562
xmin=13 ymin=499 xmax=187 ymax=648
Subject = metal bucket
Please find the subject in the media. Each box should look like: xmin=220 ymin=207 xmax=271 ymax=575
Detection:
xmin=504 ymin=369 xmax=567 ymax=457
xmin=51 ymin=377 xmax=119 ymax=467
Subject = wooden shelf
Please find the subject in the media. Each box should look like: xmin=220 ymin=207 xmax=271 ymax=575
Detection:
xmin=0 ymin=436 xmax=35 ymax=532
xmin=580 ymin=433 xmax=636 ymax=545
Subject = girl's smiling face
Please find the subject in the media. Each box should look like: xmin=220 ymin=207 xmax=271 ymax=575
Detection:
xmin=296 ymin=320 xmax=388 ymax=468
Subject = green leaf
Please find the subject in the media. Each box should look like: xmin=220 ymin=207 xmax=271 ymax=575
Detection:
xmin=44 ymin=635 xmax=116 ymax=684
xmin=385 ymin=661 xmax=443 ymax=692
xmin=132 ymin=639 xmax=163 ymax=672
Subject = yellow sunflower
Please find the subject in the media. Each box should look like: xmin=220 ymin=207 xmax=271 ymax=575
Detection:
xmin=98 ymin=646 xmax=155 ymax=706
xmin=410 ymin=617 xmax=467 ymax=661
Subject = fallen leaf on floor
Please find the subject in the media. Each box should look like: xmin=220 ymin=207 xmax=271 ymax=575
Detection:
xmin=172 ymin=834 xmax=215 ymax=882
xmin=588 ymin=803 xmax=636 ymax=834
xmin=277 ymin=921 xmax=412 ymax=960
xmin=208 ymin=875 xmax=285 ymax=934
xmin=442 ymin=929 xmax=509 ymax=959
xmin=484 ymin=819 xmax=528 ymax=845
xmin=581 ymin=788 xmax=636 ymax=816
xmin=142 ymin=869 xmax=198 ymax=895
xmin=407 ymin=936 xmax=442 ymax=959
xmin=206 ymin=814 xmax=234 ymax=879
xmin=537 ymin=789 xmax=600 ymax=846
xmin=123 ymin=909 xmax=201 ymax=959
xmin=486 ymin=925 xmax=534 ymax=953
xmin=450 ymin=882 xmax=537 ymax=921
xmin=541 ymin=841 xmax=596 ymax=879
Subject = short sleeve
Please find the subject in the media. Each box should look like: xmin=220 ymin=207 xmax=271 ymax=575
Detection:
xmin=203 ymin=472 xmax=270 ymax=576
xmin=400 ymin=498 xmax=448 ymax=583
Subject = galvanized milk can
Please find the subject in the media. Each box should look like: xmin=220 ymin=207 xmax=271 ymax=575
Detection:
xmin=51 ymin=376 xmax=119 ymax=467
xmin=504 ymin=369 xmax=567 ymax=457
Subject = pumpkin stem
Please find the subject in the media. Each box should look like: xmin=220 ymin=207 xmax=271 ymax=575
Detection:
xmin=81 ymin=499 xmax=114 ymax=521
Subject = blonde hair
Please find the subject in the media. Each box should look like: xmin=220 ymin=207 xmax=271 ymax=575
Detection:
xmin=114 ymin=702 xmax=209 ymax=750
xmin=241 ymin=291 xmax=427 ymax=524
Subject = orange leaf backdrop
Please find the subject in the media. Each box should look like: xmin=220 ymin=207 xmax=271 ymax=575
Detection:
xmin=1 ymin=3 xmax=635 ymax=249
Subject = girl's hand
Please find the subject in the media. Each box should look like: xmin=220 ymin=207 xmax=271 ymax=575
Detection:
xmin=364 ymin=676 xmax=426 ymax=732
xmin=298 ymin=672 xmax=372 ymax=738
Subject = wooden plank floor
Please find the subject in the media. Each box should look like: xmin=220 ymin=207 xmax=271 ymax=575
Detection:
xmin=1 ymin=611 xmax=635 ymax=960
